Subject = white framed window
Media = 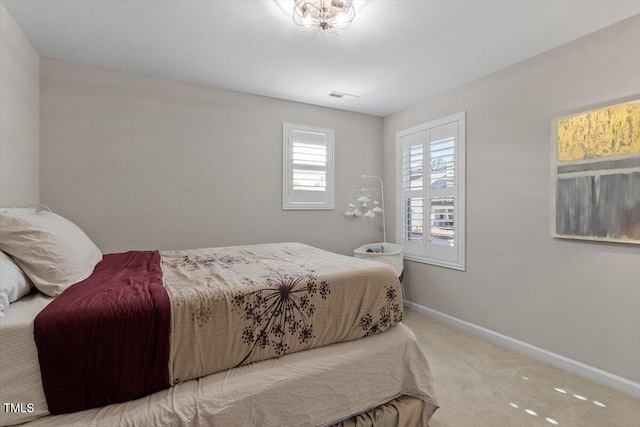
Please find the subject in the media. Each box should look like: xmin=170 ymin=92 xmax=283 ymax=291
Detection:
xmin=396 ymin=112 xmax=466 ymax=270
xmin=283 ymin=122 xmax=335 ymax=210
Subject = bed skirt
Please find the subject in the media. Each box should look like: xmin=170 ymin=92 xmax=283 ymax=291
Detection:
xmin=8 ymin=323 xmax=438 ymax=426
xmin=333 ymin=396 xmax=431 ymax=427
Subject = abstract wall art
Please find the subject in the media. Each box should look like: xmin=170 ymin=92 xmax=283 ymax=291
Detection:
xmin=551 ymin=98 xmax=640 ymax=244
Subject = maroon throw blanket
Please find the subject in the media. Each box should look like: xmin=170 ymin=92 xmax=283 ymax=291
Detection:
xmin=34 ymin=251 xmax=171 ymax=415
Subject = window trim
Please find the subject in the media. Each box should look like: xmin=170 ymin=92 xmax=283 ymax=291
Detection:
xmin=282 ymin=122 xmax=335 ymax=210
xmin=395 ymin=112 xmax=466 ymax=271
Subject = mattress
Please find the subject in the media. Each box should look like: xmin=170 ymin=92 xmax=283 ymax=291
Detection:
xmin=2 ymin=302 xmax=437 ymax=427
xmin=0 ymin=292 xmax=52 ymax=425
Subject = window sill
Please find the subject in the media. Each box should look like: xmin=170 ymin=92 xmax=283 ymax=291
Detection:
xmin=403 ymin=254 xmax=466 ymax=271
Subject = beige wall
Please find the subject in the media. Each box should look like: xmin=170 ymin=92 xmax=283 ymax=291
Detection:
xmin=383 ymin=15 xmax=640 ymax=383
xmin=40 ymin=57 xmax=383 ymax=256
xmin=0 ymin=3 xmax=39 ymax=207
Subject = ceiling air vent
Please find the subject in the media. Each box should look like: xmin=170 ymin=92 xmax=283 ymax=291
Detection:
xmin=329 ymin=91 xmax=359 ymax=101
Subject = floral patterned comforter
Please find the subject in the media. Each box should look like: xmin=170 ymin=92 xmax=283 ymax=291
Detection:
xmin=161 ymin=242 xmax=402 ymax=385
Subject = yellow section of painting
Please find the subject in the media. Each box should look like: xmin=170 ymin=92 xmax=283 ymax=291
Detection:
xmin=557 ymin=100 xmax=640 ymax=161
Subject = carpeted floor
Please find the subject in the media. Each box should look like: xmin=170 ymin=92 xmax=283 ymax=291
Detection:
xmin=401 ymin=308 xmax=640 ymax=427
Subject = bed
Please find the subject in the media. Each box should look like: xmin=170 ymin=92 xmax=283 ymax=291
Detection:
xmin=0 ymin=210 xmax=438 ymax=426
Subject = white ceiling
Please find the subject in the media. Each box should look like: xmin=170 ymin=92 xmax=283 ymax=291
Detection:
xmin=3 ymin=0 xmax=639 ymax=117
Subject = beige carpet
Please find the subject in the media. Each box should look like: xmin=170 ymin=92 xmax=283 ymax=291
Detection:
xmin=402 ymin=308 xmax=640 ymax=427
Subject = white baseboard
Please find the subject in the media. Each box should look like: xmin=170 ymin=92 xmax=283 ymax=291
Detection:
xmin=404 ymin=300 xmax=640 ymax=398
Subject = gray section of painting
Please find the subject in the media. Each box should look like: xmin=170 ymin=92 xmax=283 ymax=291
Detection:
xmin=557 ymin=157 xmax=640 ymax=174
xmin=556 ymin=172 xmax=640 ymax=240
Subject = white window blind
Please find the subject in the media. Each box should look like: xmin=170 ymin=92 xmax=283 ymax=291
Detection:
xmin=396 ymin=112 xmax=465 ymax=270
xmin=283 ymin=123 xmax=335 ymax=210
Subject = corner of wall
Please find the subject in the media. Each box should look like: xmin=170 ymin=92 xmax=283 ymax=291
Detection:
xmin=0 ymin=3 xmax=40 ymax=207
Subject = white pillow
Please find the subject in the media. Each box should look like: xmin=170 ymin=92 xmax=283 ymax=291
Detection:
xmin=0 ymin=211 xmax=103 ymax=297
xmin=0 ymin=250 xmax=33 ymax=314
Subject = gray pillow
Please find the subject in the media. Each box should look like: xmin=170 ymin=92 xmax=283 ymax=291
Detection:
xmin=0 ymin=250 xmax=33 ymax=314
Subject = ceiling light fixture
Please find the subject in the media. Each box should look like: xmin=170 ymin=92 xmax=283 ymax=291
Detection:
xmin=293 ymin=0 xmax=355 ymax=35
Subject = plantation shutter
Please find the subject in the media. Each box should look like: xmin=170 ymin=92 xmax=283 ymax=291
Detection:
xmin=397 ymin=112 xmax=465 ymax=270
xmin=427 ymin=121 xmax=459 ymax=264
xmin=283 ymin=123 xmax=335 ymax=210
xmin=400 ymin=130 xmax=426 ymax=257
